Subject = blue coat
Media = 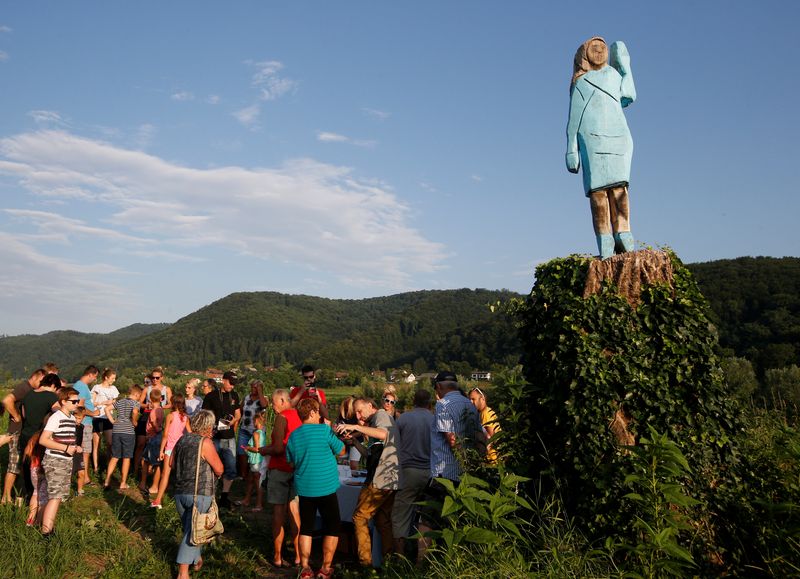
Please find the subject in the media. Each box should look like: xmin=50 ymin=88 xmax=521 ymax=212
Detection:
xmin=566 ymin=44 xmax=636 ymax=195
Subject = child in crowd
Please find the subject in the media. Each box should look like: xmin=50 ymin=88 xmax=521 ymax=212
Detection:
xmin=24 ymin=432 xmax=46 ymax=527
xmin=184 ymin=379 xmax=203 ymax=417
xmin=104 ymin=385 xmax=142 ymax=490
xmin=140 ymin=389 xmax=165 ymax=495
xmin=38 ymin=387 xmax=83 ymax=535
xmin=73 ymin=406 xmax=87 ymax=496
xmin=240 ymin=411 xmax=266 ymax=511
xmin=151 ymin=394 xmax=190 ymax=509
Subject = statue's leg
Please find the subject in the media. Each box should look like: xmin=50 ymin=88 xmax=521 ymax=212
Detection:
xmin=609 ymin=186 xmax=634 ymax=253
xmin=590 ymin=190 xmax=614 ymax=259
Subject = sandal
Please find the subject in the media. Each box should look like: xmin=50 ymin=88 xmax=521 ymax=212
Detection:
xmin=299 ymin=567 xmax=315 ymax=579
xmin=250 ymin=506 xmax=263 ymax=513
xmin=269 ymin=560 xmax=291 ymax=569
xmin=192 ymin=557 xmax=203 ymax=571
xmin=316 ymin=567 xmax=334 ymax=579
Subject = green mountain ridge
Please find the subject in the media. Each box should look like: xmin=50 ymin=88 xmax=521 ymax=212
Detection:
xmin=2 ymin=256 xmax=798 ymax=380
xmin=0 ymin=323 xmax=169 ymax=378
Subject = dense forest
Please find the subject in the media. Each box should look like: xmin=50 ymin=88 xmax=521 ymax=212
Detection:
xmin=0 ymin=323 xmax=168 ymax=379
xmin=687 ymin=256 xmax=800 ymax=375
xmin=41 ymin=289 xmax=519 ymax=378
xmin=0 ymin=256 xmax=798 ymax=380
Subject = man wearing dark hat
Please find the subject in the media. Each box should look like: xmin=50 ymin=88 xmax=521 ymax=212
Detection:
xmin=202 ymin=370 xmax=241 ymax=508
xmin=417 ymin=371 xmax=483 ymax=562
xmin=429 ymin=371 xmax=481 ymax=483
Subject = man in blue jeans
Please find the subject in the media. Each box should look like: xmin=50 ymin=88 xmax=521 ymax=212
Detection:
xmin=202 ymin=371 xmax=241 ymax=508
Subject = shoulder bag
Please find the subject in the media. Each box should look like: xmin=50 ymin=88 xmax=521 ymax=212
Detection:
xmin=189 ymin=437 xmax=224 ymax=545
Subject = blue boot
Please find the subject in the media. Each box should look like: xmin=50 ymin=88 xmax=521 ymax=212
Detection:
xmin=596 ymin=233 xmax=615 ymax=259
xmin=614 ymin=231 xmax=635 ymax=253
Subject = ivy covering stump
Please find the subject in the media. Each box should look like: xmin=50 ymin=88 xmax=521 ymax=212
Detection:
xmin=516 ymin=249 xmax=743 ymax=567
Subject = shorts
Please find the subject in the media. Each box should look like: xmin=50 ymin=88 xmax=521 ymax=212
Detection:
xmin=81 ymin=422 xmax=94 ymax=455
xmin=7 ymin=432 xmax=21 ymax=475
xmin=299 ymin=493 xmax=341 ymax=536
xmin=134 ymin=412 xmax=149 ymax=437
xmin=43 ymin=455 xmax=73 ymax=501
xmin=111 ymin=433 xmax=136 ymax=459
xmin=237 ymin=429 xmax=252 ymax=456
xmin=92 ymin=417 xmax=113 ymax=433
xmin=267 ymin=469 xmax=297 ymax=504
xmin=73 ymin=452 xmax=84 ymax=474
xmin=142 ymin=434 xmax=162 ymax=466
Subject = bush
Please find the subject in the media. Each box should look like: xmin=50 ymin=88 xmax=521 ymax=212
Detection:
xmin=514 ymin=251 xmax=744 ymax=570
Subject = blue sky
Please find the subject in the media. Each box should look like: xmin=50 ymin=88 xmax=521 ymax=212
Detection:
xmin=1 ymin=1 xmax=798 ymax=335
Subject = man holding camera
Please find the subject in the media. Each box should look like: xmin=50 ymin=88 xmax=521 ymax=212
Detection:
xmin=202 ymin=370 xmax=241 ymax=508
xmin=289 ymin=365 xmax=329 ymax=422
xmin=335 ymin=398 xmax=399 ymax=567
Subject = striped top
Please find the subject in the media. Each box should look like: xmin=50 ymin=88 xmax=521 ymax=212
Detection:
xmin=285 ymin=423 xmax=344 ymax=497
xmin=112 ymin=398 xmax=140 ymax=435
xmin=430 ymin=390 xmax=481 ymax=482
xmin=43 ymin=410 xmax=78 ymax=459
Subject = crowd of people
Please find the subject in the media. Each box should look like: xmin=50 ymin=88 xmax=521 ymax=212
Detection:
xmin=0 ymin=363 xmax=502 ymax=579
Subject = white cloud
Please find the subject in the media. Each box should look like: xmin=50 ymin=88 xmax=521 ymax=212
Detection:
xmin=5 ymin=209 xmax=151 ymax=244
xmin=0 ymin=130 xmax=446 ymax=289
xmin=317 ymin=131 xmax=377 ymax=148
xmin=0 ymin=51 xmax=8 ymax=62
xmin=171 ymin=91 xmax=195 ymax=102
xmin=363 ymin=108 xmax=391 ymax=121
xmin=317 ymin=132 xmax=349 ymax=143
xmin=0 ymin=232 xmax=134 ymax=335
xmin=248 ymin=60 xmax=297 ymax=101
xmin=419 ymin=181 xmax=438 ymax=193
xmin=232 ymin=104 xmax=261 ymax=129
xmin=470 ymin=174 xmax=483 ymax=182
xmin=206 ymin=95 xmax=221 ymax=105
xmin=0 ymin=26 xmax=11 ymax=33
xmin=28 ymin=110 xmax=66 ymax=126
xmin=135 ymin=123 xmax=157 ymax=150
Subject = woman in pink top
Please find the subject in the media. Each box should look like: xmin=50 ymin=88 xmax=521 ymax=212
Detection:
xmin=151 ymin=395 xmax=191 ymax=508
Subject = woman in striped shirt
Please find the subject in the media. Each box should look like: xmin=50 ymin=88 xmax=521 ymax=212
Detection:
xmin=38 ymin=387 xmax=83 ymax=535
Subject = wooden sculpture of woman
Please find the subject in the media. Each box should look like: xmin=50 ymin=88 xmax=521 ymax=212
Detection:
xmin=566 ymin=37 xmax=637 ymax=259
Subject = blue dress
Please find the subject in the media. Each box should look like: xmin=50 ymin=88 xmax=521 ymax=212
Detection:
xmin=566 ymin=45 xmax=636 ymax=196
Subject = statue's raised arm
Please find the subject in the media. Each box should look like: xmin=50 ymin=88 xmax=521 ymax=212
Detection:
xmin=565 ymin=37 xmax=637 ymax=260
xmin=610 ymin=41 xmax=636 ymax=107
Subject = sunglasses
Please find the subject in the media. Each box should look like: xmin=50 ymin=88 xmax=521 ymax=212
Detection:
xmin=303 ymin=375 xmax=315 ymax=381
xmin=382 ymin=398 xmax=397 ymax=405
xmin=469 ymin=387 xmax=485 ymax=398
xmin=152 ymin=376 xmax=162 ymax=380
xmin=66 ymin=399 xmax=80 ymax=404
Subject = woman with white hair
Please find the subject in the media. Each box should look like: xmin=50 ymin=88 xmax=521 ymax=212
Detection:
xmin=170 ymin=410 xmax=223 ymax=578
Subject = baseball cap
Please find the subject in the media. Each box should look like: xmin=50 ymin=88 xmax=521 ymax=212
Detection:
xmin=433 ymin=371 xmax=458 ymax=384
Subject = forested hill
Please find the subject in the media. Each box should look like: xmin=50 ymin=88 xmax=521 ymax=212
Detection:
xmin=687 ymin=256 xmax=800 ymax=372
xmin=95 ymin=289 xmax=521 ymax=373
xmin=2 ymin=257 xmax=798 ymax=380
xmin=0 ymin=323 xmax=169 ymax=378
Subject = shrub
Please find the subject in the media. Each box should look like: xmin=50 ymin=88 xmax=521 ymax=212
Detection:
xmin=513 ymin=251 xmax=743 ymax=570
